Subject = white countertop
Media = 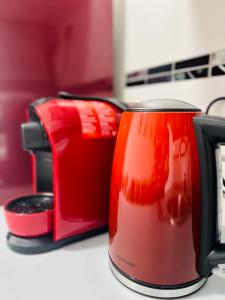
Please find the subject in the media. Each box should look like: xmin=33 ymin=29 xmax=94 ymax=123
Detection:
xmin=0 ymin=209 xmax=225 ymax=300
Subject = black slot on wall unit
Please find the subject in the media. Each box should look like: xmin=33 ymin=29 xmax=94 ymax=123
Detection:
xmin=212 ymin=66 xmax=225 ymax=76
xmin=126 ymin=50 xmax=225 ymax=87
xmin=148 ymin=76 xmax=171 ymax=84
xmin=191 ymin=68 xmax=208 ymax=78
xmin=148 ymin=64 xmax=172 ymax=75
xmin=175 ymin=55 xmax=209 ymax=70
xmin=127 ymin=80 xmax=145 ymax=87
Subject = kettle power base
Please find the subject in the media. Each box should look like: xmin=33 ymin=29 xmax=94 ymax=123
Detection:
xmin=7 ymin=226 xmax=108 ymax=255
xmin=109 ymin=260 xmax=207 ymax=299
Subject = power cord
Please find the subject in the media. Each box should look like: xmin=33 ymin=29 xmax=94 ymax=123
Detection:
xmin=205 ymin=97 xmax=225 ymax=114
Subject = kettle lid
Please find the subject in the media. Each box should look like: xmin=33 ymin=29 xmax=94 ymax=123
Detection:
xmin=127 ymin=99 xmax=201 ymax=112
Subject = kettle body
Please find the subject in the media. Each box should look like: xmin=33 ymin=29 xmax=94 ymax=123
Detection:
xmin=109 ymin=100 xmax=225 ymax=298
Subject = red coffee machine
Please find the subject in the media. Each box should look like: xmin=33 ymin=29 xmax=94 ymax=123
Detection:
xmin=4 ymin=93 xmax=126 ymax=254
xmin=109 ymin=99 xmax=225 ymax=298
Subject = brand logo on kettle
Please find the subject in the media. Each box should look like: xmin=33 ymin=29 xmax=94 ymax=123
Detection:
xmin=116 ymin=254 xmax=136 ymax=267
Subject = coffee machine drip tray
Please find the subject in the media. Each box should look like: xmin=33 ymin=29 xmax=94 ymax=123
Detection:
xmin=7 ymin=226 xmax=107 ymax=255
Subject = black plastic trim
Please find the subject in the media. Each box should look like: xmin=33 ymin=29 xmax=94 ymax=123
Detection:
xmin=29 ymin=97 xmax=54 ymax=110
xmin=127 ymin=108 xmax=201 ymax=112
xmin=205 ymin=97 xmax=225 ymax=114
xmin=35 ymin=151 xmax=52 ymax=192
xmin=58 ymin=91 xmax=127 ymax=111
xmin=109 ymin=256 xmax=203 ymax=290
xmin=21 ymin=122 xmax=50 ymax=151
xmin=194 ymin=115 xmax=225 ymax=277
xmin=7 ymin=226 xmax=108 ymax=255
xmin=28 ymin=93 xmax=127 ymax=112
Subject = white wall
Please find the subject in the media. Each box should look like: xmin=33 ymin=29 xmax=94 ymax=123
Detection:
xmin=124 ymin=0 xmax=225 ymax=73
xmin=125 ymin=77 xmax=225 ymax=111
xmin=114 ymin=0 xmax=225 ymax=112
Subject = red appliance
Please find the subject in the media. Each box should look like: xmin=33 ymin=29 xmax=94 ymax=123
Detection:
xmin=109 ymin=99 xmax=225 ymax=298
xmin=4 ymin=93 xmax=126 ymax=254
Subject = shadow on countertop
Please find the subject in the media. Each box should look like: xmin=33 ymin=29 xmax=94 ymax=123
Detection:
xmin=62 ymin=233 xmax=108 ymax=252
xmin=186 ymin=276 xmax=225 ymax=299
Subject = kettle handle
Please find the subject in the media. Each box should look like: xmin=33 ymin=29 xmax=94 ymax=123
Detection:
xmin=194 ymin=114 xmax=225 ymax=277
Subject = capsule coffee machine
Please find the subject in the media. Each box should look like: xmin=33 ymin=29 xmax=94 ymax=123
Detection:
xmin=4 ymin=93 xmax=126 ymax=254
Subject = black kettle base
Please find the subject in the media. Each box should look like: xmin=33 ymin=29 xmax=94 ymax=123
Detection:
xmin=7 ymin=226 xmax=108 ymax=255
xmin=109 ymin=259 xmax=207 ymax=299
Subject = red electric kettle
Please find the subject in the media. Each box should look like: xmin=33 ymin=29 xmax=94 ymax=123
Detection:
xmin=109 ymin=99 xmax=225 ymax=298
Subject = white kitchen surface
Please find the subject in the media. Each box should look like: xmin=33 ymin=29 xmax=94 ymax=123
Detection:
xmin=0 ymin=208 xmax=225 ymax=300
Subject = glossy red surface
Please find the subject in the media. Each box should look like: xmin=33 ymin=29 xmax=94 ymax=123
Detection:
xmin=109 ymin=111 xmax=202 ymax=286
xmin=35 ymin=99 xmax=121 ymax=241
xmin=4 ymin=196 xmax=53 ymax=238
xmin=0 ymin=0 xmax=112 ymax=204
